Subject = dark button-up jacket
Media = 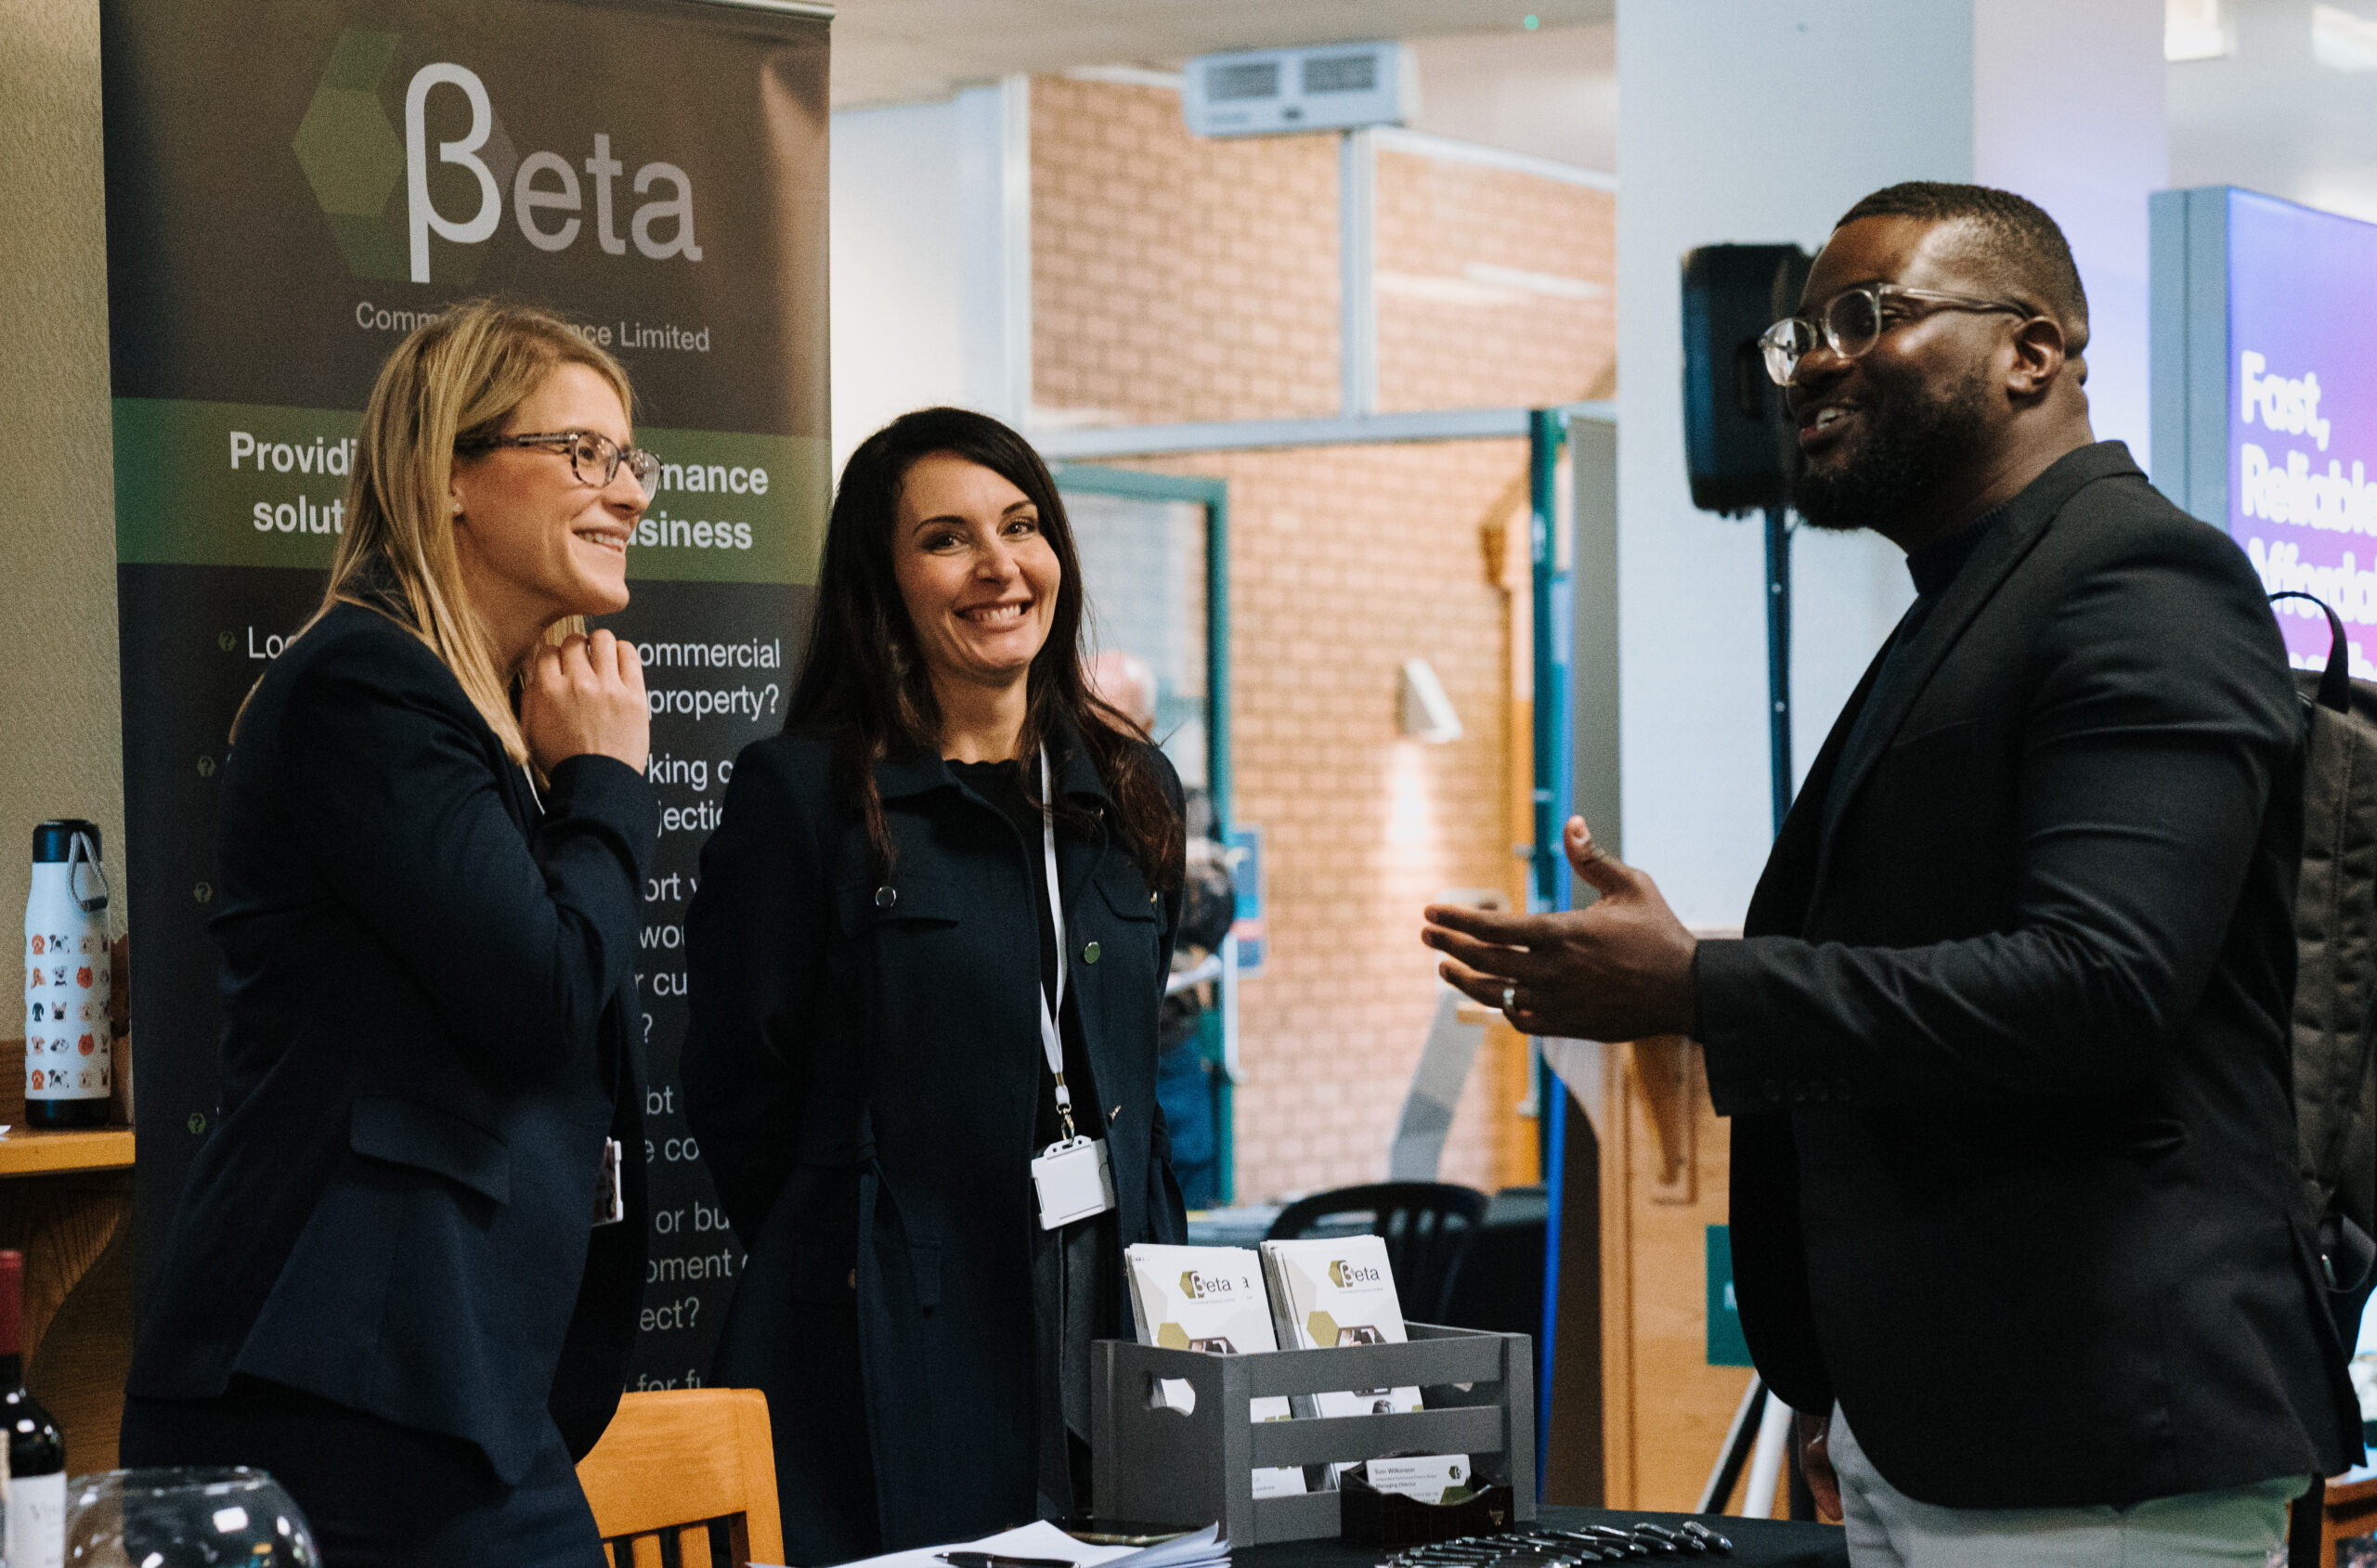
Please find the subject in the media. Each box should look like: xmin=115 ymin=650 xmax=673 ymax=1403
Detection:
xmin=684 ymin=719 xmax=1187 ymax=1561
xmin=1695 ymin=443 xmax=2361 ymax=1508
xmin=127 ymin=603 xmax=653 ymax=1484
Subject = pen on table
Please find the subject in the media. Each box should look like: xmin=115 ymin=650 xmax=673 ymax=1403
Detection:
xmin=936 ymin=1554 xmax=1080 ymax=1568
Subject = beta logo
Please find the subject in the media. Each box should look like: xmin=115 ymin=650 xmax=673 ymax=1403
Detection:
xmin=294 ymin=30 xmax=702 ymax=285
xmin=1179 ymin=1270 xmax=1236 ymax=1300
xmin=1328 ymin=1260 xmax=1383 ymax=1288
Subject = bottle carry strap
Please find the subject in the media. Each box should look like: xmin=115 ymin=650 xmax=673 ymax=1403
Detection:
xmin=68 ymin=832 xmax=109 ymax=914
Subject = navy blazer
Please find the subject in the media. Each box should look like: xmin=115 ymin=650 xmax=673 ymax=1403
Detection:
xmin=684 ymin=719 xmax=1188 ymax=1561
xmin=1695 ymin=443 xmax=2361 ymax=1507
xmin=126 ymin=602 xmax=654 ymax=1484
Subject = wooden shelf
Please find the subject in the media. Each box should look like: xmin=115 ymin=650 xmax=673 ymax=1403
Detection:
xmin=0 ymin=1128 xmax=136 ymax=1177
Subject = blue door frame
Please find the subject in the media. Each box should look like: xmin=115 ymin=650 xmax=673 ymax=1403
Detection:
xmin=1059 ymin=427 xmax=1578 ymax=1487
xmin=1050 ymin=463 xmax=1237 ymax=1201
xmin=1526 ymin=411 xmax=1575 ymax=1490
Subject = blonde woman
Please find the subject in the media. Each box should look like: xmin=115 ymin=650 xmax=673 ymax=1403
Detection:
xmin=123 ymin=302 xmax=656 ymax=1565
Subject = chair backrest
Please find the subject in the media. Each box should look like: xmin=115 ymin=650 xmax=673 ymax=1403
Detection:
xmin=577 ymin=1388 xmax=784 ymax=1568
xmin=1437 ymin=1185 xmax=1547 ymax=1338
xmin=1264 ymin=1181 xmax=1490 ymax=1324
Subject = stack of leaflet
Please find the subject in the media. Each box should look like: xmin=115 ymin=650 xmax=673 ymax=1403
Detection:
xmin=1124 ymin=1243 xmax=1306 ymax=1499
xmin=1109 ymin=1523 xmax=1230 ymax=1568
xmin=1257 ymin=1234 xmax=1463 ymax=1489
xmin=793 ymin=1519 xmax=1232 ymax=1568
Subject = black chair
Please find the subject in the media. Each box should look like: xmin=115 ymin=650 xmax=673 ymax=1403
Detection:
xmin=1439 ymin=1185 xmax=1547 ymax=1339
xmin=1263 ymin=1181 xmax=1489 ymax=1324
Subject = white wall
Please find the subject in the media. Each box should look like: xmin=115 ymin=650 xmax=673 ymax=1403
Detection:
xmin=1976 ymin=0 xmax=2167 ymax=466
xmin=0 ymin=0 xmax=123 ymax=929
xmin=830 ymin=97 xmax=965 ymax=472
xmin=2171 ymin=0 xmax=2377 ymax=227
xmin=1617 ymin=2 xmax=1969 ymax=926
xmin=1616 ymin=0 xmax=2167 ymax=928
xmin=828 ymin=82 xmax=1027 ymax=476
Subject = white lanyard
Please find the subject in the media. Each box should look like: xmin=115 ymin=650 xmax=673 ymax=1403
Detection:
xmin=1034 ymin=749 xmax=1077 ymax=1139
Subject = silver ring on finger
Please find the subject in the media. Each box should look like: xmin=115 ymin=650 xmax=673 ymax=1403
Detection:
xmin=1501 ymin=984 xmax=1517 ymax=1012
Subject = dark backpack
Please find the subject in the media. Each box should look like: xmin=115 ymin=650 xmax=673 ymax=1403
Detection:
xmin=2273 ymin=591 xmax=2377 ymax=1348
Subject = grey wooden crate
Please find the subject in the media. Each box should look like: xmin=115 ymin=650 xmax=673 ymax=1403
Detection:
xmin=1090 ymin=1323 xmax=1535 ymax=1546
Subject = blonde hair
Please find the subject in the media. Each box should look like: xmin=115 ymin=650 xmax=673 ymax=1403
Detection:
xmin=306 ymin=300 xmax=634 ymax=764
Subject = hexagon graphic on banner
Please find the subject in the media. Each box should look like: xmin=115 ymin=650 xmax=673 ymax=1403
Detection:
xmin=292 ymin=28 xmax=501 ymax=286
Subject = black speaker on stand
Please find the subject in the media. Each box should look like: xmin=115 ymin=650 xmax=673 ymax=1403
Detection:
xmin=1681 ymin=243 xmax=1812 ymax=836
xmin=1682 ymin=242 xmax=1820 ymax=1522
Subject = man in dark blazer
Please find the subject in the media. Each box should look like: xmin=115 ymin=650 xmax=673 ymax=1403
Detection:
xmin=1424 ymin=183 xmax=2361 ymax=1561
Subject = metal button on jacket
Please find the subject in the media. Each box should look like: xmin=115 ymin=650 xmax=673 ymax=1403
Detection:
xmin=874 ymin=886 xmax=897 ymax=909
xmin=1082 ymin=940 xmax=1101 ymax=965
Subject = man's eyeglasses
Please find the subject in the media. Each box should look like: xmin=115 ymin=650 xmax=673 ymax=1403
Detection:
xmin=457 ymin=429 xmax=662 ymax=501
xmin=1758 ymin=284 xmax=2033 ymax=386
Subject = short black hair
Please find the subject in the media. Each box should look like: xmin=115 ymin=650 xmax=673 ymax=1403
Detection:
xmin=1836 ymin=181 xmax=2088 ymax=354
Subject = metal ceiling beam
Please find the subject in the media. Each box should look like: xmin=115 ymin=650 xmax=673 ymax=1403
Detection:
xmin=1030 ymin=402 xmax=1614 ymax=460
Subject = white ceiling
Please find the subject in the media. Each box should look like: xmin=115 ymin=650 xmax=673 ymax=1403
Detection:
xmin=827 ymin=0 xmax=1617 ymax=108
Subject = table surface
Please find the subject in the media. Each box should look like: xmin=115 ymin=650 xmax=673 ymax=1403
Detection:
xmin=0 ymin=1125 xmax=136 ymax=1176
xmin=1235 ymin=1505 xmax=1848 ymax=1568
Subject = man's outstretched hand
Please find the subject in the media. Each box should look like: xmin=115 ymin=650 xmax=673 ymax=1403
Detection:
xmin=1422 ymin=816 xmax=1698 ymax=1042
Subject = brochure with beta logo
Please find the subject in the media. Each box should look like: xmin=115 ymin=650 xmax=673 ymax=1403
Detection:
xmin=1258 ymin=1235 xmax=1462 ymax=1487
xmin=1255 ymin=1236 xmax=1424 ymax=1416
xmin=1123 ymin=1243 xmax=1306 ymax=1499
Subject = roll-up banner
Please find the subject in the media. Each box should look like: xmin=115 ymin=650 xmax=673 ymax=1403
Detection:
xmin=101 ymin=0 xmax=828 ymax=1391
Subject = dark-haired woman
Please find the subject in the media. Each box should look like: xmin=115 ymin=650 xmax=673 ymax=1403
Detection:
xmin=683 ymin=407 xmax=1188 ymax=1562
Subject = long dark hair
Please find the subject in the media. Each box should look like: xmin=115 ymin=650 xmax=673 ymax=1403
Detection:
xmin=789 ymin=407 xmax=1183 ymax=887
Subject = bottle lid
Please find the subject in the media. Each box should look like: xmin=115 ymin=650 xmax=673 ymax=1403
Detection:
xmin=32 ymin=820 xmax=101 ymax=864
xmin=0 ymin=1248 xmax=20 ymax=1356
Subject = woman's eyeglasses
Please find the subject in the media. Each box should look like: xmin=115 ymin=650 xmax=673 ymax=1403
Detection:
xmin=458 ymin=429 xmax=662 ymax=500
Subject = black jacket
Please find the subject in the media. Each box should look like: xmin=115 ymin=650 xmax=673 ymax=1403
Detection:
xmin=1695 ymin=442 xmax=2362 ymax=1507
xmin=126 ymin=603 xmax=653 ymax=1484
xmin=684 ymin=720 xmax=1188 ymax=1562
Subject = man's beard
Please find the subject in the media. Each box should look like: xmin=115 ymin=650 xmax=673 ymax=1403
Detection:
xmin=1791 ymin=364 xmax=1992 ymax=533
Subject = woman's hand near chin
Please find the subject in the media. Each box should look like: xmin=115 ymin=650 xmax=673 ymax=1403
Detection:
xmin=523 ymin=628 xmax=650 ymax=775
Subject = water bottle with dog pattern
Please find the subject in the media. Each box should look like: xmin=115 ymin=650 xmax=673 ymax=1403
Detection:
xmin=23 ymin=820 xmax=110 ymax=1129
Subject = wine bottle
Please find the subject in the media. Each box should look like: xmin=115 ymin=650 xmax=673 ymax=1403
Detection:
xmin=0 ymin=1251 xmax=63 ymax=1568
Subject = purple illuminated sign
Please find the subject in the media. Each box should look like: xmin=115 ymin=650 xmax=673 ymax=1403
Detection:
xmin=2223 ymin=190 xmax=2377 ymax=676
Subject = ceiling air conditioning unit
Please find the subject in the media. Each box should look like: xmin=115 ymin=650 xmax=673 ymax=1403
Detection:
xmin=1182 ymin=41 xmax=1416 ymax=138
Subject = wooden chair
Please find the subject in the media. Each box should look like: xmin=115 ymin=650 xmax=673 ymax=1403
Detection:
xmin=577 ymin=1388 xmax=785 ymax=1568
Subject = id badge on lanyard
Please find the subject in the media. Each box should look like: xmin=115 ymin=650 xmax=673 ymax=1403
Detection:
xmin=1028 ymin=749 xmax=1117 ymax=1230
xmin=593 ymin=1136 xmax=626 ymax=1226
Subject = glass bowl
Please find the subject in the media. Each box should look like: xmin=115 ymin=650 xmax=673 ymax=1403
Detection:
xmin=65 ymin=1467 xmax=320 ymax=1567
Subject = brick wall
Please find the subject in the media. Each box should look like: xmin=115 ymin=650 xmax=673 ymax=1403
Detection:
xmin=1375 ymin=149 xmax=1617 ymax=411
xmin=1033 ymin=75 xmax=1339 ymax=427
xmin=1141 ymin=441 xmax=1524 ymax=1199
xmin=1033 ymin=78 xmax=1615 ymax=1201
